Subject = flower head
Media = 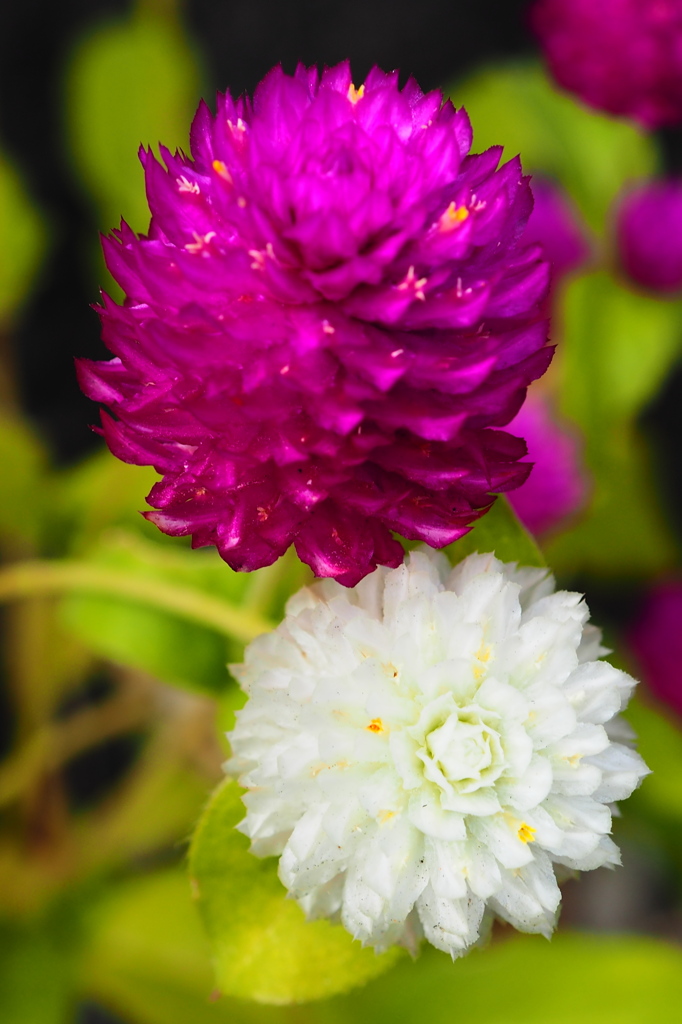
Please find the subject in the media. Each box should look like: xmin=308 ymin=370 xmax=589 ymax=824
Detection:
xmin=228 ymin=548 xmax=648 ymax=956
xmin=532 ymin=0 xmax=682 ymax=129
xmin=77 ymin=62 xmax=551 ymax=586
xmin=506 ymin=391 xmax=589 ymax=537
xmin=617 ymin=180 xmax=682 ymax=294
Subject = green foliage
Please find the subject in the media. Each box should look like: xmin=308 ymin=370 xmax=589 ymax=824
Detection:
xmin=65 ymin=2 xmax=202 ymax=235
xmin=81 ymin=870 xmax=240 ymax=1024
xmin=60 ymin=531 xmax=246 ymax=694
xmin=53 ymin=447 xmax=161 ymax=555
xmin=326 ymin=932 xmax=682 ymax=1024
xmin=0 ymin=915 xmax=76 ymax=1024
xmin=546 ymin=273 xmax=682 ymax=577
xmin=0 ymin=413 xmax=48 ymax=548
xmin=625 ymin=696 xmax=682 ymax=824
xmin=445 ymin=495 xmax=545 ymax=568
xmin=0 ymin=150 xmax=47 ymax=322
xmin=189 ymin=779 xmax=403 ymax=1005
xmin=560 ymin=273 xmax=682 ymax=429
xmin=451 ymin=62 xmax=657 ymax=231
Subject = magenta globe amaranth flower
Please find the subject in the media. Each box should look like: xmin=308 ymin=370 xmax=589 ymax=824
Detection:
xmin=78 ymin=63 xmax=551 ymax=585
xmin=532 ymin=0 xmax=682 ymax=129
xmin=617 ymin=180 xmax=682 ymax=294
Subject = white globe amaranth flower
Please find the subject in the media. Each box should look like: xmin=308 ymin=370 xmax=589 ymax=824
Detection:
xmin=227 ymin=548 xmax=649 ymax=957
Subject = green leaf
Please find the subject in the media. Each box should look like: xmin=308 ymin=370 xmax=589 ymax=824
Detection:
xmin=189 ymin=779 xmax=402 ymax=1004
xmin=444 ymin=496 xmax=545 ymax=568
xmin=0 ymin=151 xmax=47 ymax=322
xmin=0 ymin=915 xmax=76 ymax=1024
xmin=624 ymin=695 xmax=682 ymax=824
xmin=561 ymin=273 xmax=682 ymax=431
xmin=451 ymin=61 xmax=657 ymax=231
xmin=0 ymin=413 xmax=48 ymax=549
xmin=65 ymin=5 xmax=202 ymax=235
xmin=80 ymin=869 xmax=265 ymax=1024
xmin=60 ymin=531 xmax=248 ymax=694
xmin=325 ymin=932 xmax=682 ymax=1024
xmin=52 ymin=446 xmax=161 ymax=556
xmin=545 ymin=273 xmax=681 ymax=578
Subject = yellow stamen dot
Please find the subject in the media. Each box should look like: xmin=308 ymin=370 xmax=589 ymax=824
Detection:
xmin=518 ymin=823 xmax=536 ymax=844
xmin=212 ymin=160 xmax=233 ymax=182
xmin=367 ymin=718 xmax=384 ymax=733
xmin=348 ymin=83 xmax=365 ymax=104
xmin=440 ymin=202 xmax=470 ymax=231
xmin=378 ymin=809 xmax=395 ymax=824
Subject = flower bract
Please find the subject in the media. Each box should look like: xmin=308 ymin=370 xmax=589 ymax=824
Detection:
xmin=77 ymin=62 xmax=551 ymax=586
xmin=227 ymin=548 xmax=648 ymax=956
xmin=532 ymin=0 xmax=682 ymax=130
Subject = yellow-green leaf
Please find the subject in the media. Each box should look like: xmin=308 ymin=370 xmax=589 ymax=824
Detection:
xmin=189 ymin=779 xmax=402 ymax=1004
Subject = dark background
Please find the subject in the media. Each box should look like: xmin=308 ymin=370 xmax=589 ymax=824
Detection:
xmin=0 ymin=0 xmax=533 ymax=464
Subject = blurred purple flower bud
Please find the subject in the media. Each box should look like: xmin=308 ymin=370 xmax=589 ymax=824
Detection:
xmin=524 ymin=178 xmax=591 ymax=285
xmin=506 ymin=391 xmax=589 ymax=537
xmin=629 ymin=582 xmax=682 ymax=716
xmin=617 ymin=180 xmax=682 ymax=293
xmin=532 ymin=0 xmax=682 ymax=130
xmin=77 ymin=62 xmax=552 ymax=586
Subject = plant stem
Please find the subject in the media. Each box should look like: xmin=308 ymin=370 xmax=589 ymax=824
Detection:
xmin=0 ymin=560 xmax=274 ymax=642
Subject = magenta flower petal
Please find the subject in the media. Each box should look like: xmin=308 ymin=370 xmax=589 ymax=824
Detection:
xmin=506 ymin=391 xmax=589 ymax=537
xmin=629 ymin=582 xmax=682 ymax=716
xmin=617 ymin=180 xmax=682 ymax=293
xmin=532 ymin=0 xmax=682 ymax=129
xmin=78 ymin=62 xmax=551 ymax=584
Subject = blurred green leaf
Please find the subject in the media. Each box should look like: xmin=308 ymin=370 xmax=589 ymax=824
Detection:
xmin=561 ymin=273 xmax=682 ymax=430
xmin=0 ymin=413 xmax=48 ymax=548
xmin=51 ymin=446 xmax=161 ymax=555
xmin=0 ymin=151 xmax=47 ymax=322
xmin=451 ymin=62 xmax=657 ymax=231
xmin=325 ymin=932 xmax=682 ymax=1024
xmin=65 ymin=3 xmax=202 ymax=235
xmin=546 ymin=273 xmax=681 ymax=577
xmin=60 ymin=531 xmax=247 ymax=694
xmin=625 ymin=695 xmax=682 ymax=823
xmin=189 ymin=779 xmax=402 ymax=1004
xmin=58 ymin=529 xmax=308 ymax=694
xmin=0 ymin=916 xmax=76 ymax=1024
xmin=80 ymin=869 xmax=261 ymax=1024
xmin=445 ymin=496 xmax=545 ymax=568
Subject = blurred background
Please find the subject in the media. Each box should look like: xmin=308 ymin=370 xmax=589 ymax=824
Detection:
xmin=2 ymin=1 xmax=682 ymax=1022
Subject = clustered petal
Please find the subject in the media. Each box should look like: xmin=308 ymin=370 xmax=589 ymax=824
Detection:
xmin=228 ymin=548 xmax=648 ymax=956
xmin=78 ymin=62 xmax=551 ymax=586
xmin=532 ymin=0 xmax=682 ymax=130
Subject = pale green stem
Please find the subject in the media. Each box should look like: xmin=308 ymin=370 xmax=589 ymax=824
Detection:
xmin=0 ymin=560 xmax=274 ymax=643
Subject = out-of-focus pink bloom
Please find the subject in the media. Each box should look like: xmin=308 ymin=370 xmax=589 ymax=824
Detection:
xmin=524 ymin=178 xmax=591 ymax=285
xmin=616 ymin=180 xmax=682 ymax=293
xmin=532 ymin=0 xmax=682 ymax=130
xmin=77 ymin=62 xmax=552 ymax=586
xmin=629 ymin=583 xmax=682 ymax=716
xmin=506 ymin=392 xmax=589 ymax=537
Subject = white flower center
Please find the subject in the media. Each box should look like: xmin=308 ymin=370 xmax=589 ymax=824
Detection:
xmin=407 ymin=692 xmax=507 ymax=798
